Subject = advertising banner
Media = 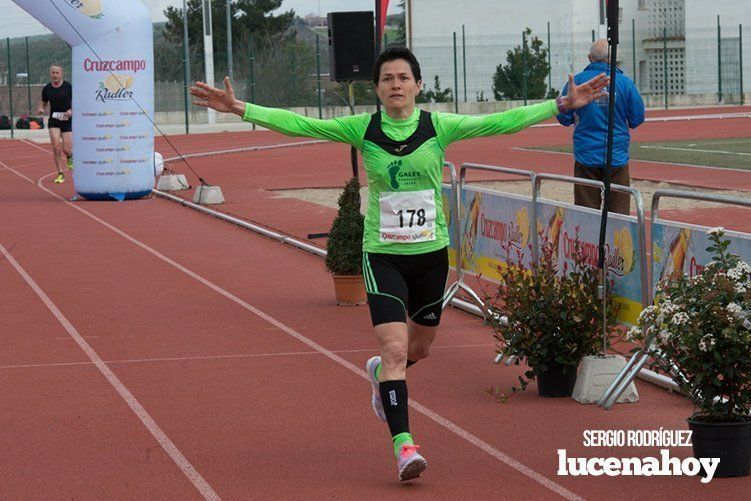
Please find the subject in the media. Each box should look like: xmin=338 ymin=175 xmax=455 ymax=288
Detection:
xmin=12 ymin=0 xmax=155 ymax=200
xmin=444 ymin=185 xmax=643 ymax=325
xmin=652 ymin=220 xmax=751 ymax=293
xmin=444 ymin=185 xmax=534 ymax=279
xmin=537 ymin=200 xmax=642 ymax=325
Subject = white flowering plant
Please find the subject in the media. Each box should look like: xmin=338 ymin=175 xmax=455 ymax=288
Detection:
xmin=632 ymin=228 xmax=751 ymax=422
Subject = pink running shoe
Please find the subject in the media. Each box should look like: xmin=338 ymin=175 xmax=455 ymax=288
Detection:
xmin=397 ymin=444 xmax=427 ymax=481
xmin=365 ymin=356 xmax=386 ymax=421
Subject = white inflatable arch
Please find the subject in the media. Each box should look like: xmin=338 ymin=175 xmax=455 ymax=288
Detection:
xmin=13 ymin=0 xmax=155 ymax=200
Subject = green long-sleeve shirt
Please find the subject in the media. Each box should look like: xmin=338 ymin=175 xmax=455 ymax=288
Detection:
xmin=243 ymin=100 xmax=557 ymax=255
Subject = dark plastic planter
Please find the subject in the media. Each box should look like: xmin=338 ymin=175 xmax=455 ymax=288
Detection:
xmin=536 ymin=361 xmax=578 ymax=398
xmin=687 ymin=418 xmax=751 ymax=478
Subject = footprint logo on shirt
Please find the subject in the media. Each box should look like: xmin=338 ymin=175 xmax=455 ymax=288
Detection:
xmin=387 ymin=159 xmax=402 ymax=190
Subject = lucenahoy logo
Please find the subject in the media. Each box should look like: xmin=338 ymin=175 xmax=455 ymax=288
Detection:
xmin=64 ymin=0 xmax=104 ymax=20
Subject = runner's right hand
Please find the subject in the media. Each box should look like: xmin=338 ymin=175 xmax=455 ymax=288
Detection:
xmin=190 ymin=76 xmax=240 ymax=114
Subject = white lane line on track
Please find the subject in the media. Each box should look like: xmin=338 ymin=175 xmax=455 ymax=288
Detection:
xmin=20 ymin=138 xmax=51 ymax=153
xmin=639 ymin=145 xmax=751 ymax=156
xmin=0 ymin=344 xmax=496 ymax=370
xmin=4 ymin=159 xmax=582 ymax=500
xmin=163 ymin=139 xmax=328 ymax=163
xmin=0 ymin=241 xmax=220 ymax=501
xmin=0 ymin=160 xmax=51 ymax=172
xmin=511 ymin=146 xmax=751 ymax=174
xmin=684 ymin=139 xmax=751 ymax=147
xmin=642 ymin=111 xmax=751 ymax=122
xmin=2 ymin=163 xmax=35 ymax=183
xmin=529 ymin=111 xmax=751 ymax=128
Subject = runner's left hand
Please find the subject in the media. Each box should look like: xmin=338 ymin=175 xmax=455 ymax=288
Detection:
xmin=561 ymin=73 xmax=609 ymax=111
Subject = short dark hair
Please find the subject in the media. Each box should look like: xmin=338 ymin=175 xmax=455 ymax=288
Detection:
xmin=372 ymin=47 xmax=422 ymax=84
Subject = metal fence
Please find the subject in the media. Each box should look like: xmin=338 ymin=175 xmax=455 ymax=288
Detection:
xmin=413 ymin=22 xmax=748 ymax=110
xmin=1 ymin=18 xmax=748 ymax=135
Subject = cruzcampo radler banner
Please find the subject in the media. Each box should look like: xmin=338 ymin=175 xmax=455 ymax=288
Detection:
xmin=11 ymin=0 xmax=155 ymax=200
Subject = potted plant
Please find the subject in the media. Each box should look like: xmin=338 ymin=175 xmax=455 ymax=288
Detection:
xmin=489 ymin=231 xmax=617 ymax=397
xmin=632 ymin=227 xmax=751 ymax=477
xmin=325 ymin=177 xmax=367 ymax=305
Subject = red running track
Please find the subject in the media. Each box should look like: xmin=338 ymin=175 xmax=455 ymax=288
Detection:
xmin=2 ymin=108 xmax=751 ymax=499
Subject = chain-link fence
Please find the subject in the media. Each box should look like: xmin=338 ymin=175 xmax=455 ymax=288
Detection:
xmin=1 ymin=18 xmax=748 ymax=136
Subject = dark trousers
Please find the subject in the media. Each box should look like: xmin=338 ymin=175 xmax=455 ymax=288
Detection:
xmin=574 ymin=162 xmax=631 ymax=215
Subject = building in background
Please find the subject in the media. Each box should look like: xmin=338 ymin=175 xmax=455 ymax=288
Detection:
xmin=405 ymin=0 xmax=750 ymax=104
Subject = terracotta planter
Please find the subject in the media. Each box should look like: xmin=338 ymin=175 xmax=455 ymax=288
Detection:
xmin=332 ymin=274 xmax=367 ymax=305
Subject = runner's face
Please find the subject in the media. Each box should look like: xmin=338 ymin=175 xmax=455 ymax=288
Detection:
xmin=376 ymin=59 xmax=421 ymax=115
xmin=50 ymin=67 xmax=63 ymax=84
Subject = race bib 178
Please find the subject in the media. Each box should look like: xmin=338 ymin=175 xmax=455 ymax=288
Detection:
xmin=379 ymin=189 xmax=436 ymax=243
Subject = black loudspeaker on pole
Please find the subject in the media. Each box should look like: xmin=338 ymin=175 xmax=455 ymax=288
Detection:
xmin=327 ymin=12 xmax=375 ymax=81
xmin=327 ymin=11 xmax=375 ymax=181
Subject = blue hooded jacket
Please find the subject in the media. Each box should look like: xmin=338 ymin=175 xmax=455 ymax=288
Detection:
xmin=556 ymin=61 xmax=645 ymax=167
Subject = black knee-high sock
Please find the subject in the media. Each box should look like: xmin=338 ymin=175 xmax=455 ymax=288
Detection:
xmin=379 ymin=380 xmax=409 ymax=438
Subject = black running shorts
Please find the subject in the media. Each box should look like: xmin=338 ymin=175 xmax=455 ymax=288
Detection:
xmin=48 ymin=117 xmax=72 ymax=133
xmin=362 ymin=246 xmax=449 ymax=327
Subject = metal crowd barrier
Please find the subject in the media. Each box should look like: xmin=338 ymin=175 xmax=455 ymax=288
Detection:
xmin=533 ymin=172 xmax=650 ymax=314
xmin=533 ymin=174 xmax=654 ymax=400
xmin=442 ymin=163 xmax=538 ymax=325
xmin=530 ymin=174 xmax=651 ymax=408
xmin=599 ymin=188 xmax=751 ymax=409
xmin=440 ymin=163 xmax=675 ymax=405
xmin=462 ymin=163 xmax=540 ymax=262
xmin=441 ymin=162 xmax=500 ymax=318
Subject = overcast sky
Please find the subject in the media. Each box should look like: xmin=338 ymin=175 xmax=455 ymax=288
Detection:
xmin=0 ymin=0 xmax=398 ymax=39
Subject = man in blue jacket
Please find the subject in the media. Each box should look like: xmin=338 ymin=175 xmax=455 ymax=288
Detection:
xmin=557 ymin=39 xmax=645 ymax=214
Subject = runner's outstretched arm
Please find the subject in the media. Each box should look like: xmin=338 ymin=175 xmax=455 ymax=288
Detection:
xmin=434 ymin=73 xmax=609 ymax=148
xmin=191 ymin=76 xmax=367 ymax=148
